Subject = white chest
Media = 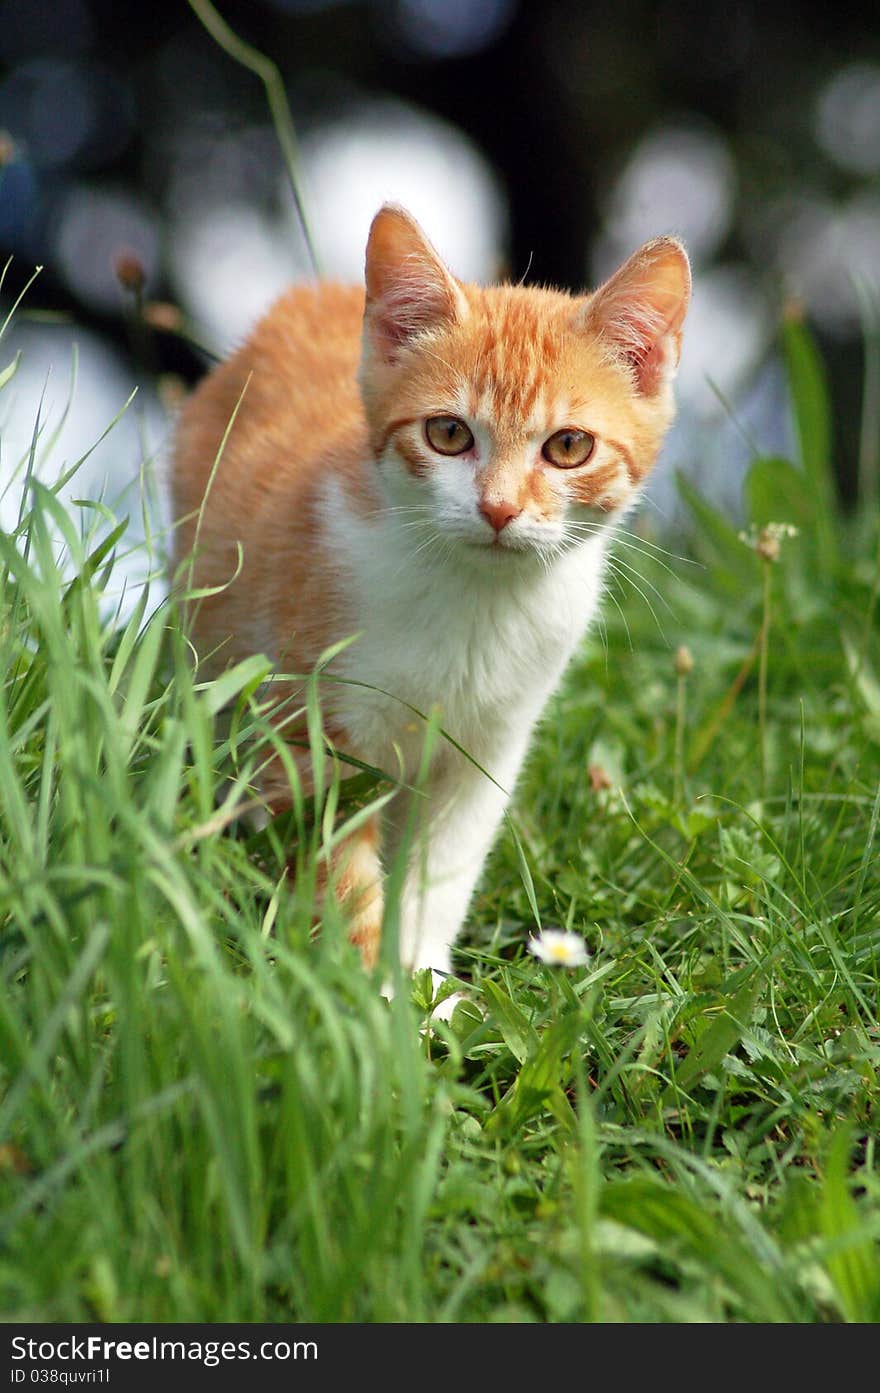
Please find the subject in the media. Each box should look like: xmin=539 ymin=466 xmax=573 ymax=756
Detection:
xmin=322 ymin=496 xmax=608 ymax=776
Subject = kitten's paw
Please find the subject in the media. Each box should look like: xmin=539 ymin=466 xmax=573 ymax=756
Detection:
xmin=381 ymin=970 xmax=475 ymax=1027
xmin=429 ymin=989 xmax=463 ymax=1023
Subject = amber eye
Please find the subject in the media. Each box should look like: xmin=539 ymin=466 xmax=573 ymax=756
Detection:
xmin=542 ymin=429 xmax=596 ymax=468
xmin=425 ymin=415 xmax=474 ymax=456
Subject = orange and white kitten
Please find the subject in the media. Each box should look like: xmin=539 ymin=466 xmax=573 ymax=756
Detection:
xmin=171 ymin=204 xmax=690 ymax=1009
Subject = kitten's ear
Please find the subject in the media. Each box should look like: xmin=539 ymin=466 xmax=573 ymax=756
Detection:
xmin=363 ymin=204 xmax=466 ymax=365
xmin=583 ymin=238 xmax=691 ymax=396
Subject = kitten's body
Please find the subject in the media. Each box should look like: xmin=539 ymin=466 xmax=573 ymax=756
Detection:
xmin=171 ymin=208 xmax=690 ymax=996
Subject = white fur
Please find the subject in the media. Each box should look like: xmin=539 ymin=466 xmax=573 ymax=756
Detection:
xmin=316 ymin=472 xmax=612 ymax=980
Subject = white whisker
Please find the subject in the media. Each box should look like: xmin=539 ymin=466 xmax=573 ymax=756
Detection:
xmin=600 ymin=581 xmax=634 ymax=652
xmin=605 ymin=558 xmax=669 ymax=641
xmin=606 ymin=552 xmax=678 ymax=621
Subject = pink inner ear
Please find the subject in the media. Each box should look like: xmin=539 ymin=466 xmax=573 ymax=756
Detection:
xmin=364 ymin=205 xmax=462 ymax=364
xmin=587 ymin=241 xmax=691 ymax=395
xmin=634 ymin=337 xmax=676 ymax=396
xmin=599 ymin=294 xmax=681 ymax=394
xmin=603 ymin=295 xmax=671 ymax=363
xmin=371 ymin=263 xmax=457 ymax=359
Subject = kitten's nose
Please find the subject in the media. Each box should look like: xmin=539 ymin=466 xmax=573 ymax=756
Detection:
xmin=479 ymin=498 xmax=521 ymax=533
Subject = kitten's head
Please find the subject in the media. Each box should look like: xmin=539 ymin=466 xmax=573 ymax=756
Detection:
xmin=359 ymin=204 xmax=690 ymax=561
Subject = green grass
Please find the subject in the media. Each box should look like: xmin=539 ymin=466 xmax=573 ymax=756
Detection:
xmin=1 ymin=307 xmax=879 ymax=1323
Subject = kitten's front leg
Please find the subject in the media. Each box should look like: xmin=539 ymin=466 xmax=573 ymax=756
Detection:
xmin=391 ymin=742 xmax=528 ymax=1006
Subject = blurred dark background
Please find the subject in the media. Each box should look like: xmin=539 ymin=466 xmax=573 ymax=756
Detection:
xmin=1 ymin=0 xmax=878 ymax=560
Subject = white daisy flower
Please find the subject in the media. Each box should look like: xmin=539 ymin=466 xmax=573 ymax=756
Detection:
xmin=738 ymin=522 xmax=799 ymax=563
xmin=527 ymin=929 xmax=591 ymax=968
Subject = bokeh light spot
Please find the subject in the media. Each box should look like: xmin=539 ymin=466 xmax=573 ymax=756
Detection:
xmin=294 ymin=99 xmax=508 ymax=282
xmin=54 ymin=186 xmax=160 ymax=315
xmin=390 ymin=0 xmax=516 ymax=58
xmin=598 ymin=123 xmax=736 ymax=274
xmin=815 ymin=63 xmax=880 ymax=176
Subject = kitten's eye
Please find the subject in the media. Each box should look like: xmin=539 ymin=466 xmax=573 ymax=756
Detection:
xmin=542 ymin=429 xmax=596 ymax=468
xmin=425 ymin=415 xmax=474 ymax=456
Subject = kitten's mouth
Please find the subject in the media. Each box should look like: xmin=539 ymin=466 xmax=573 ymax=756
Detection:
xmin=464 ymin=534 xmax=535 ymax=558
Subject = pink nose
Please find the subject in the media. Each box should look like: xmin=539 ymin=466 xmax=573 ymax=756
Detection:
xmin=480 ymin=498 xmax=521 ymax=533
